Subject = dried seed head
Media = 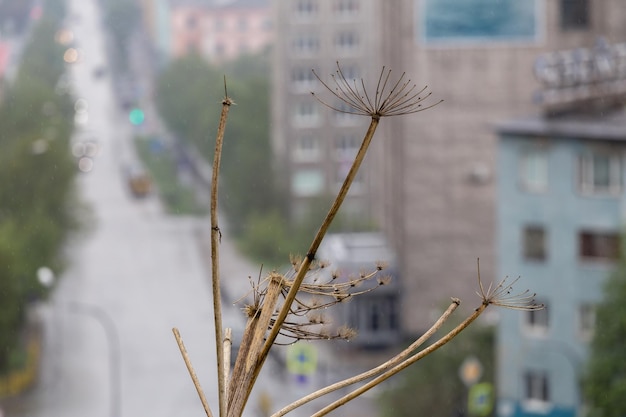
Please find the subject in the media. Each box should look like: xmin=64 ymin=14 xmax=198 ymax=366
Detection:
xmin=377 ymin=275 xmax=392 ymax=286
xmin=312 ymin=62 xmax=442 ymax=119
xmin=475 ymin=259 xmax=544 ymax=311
xmin=375 ymin=261 xmax=387 ymax=271
xmin=337 ymin=326 xmax=357 ymax=341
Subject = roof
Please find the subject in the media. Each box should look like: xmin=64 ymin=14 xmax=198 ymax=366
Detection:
xmin=495 ymin=108 xmax=626 ymax=142
xmin=318 ymin=232 xmax=396 ymax=266
xmin=0 ymin=42 xmax=11 ymax=79
xmin=168 ymin=0 xmax=268 ymax=8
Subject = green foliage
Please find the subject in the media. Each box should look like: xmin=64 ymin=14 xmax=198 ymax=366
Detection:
xmin=155 ymin=54 xmax=222 ymax=156
xmin=584 ymin=239 xmax=626 ymax=417
xmin=237 ymin=210 xmax=294 ymax=267
xmin=100 ymin=0 xmax=141 ymax=70
xmin=134 ymin=136 xmax=207 ymax=216
xmin=154 ymin=52 xmax=279 ymax=229
xmin=18 ymin=18 xmax=67 ymax=86
xmin=378 ymin=324 xmax=495 ymax=417
xmin=0 ymin=10 xmax=79 ymax=373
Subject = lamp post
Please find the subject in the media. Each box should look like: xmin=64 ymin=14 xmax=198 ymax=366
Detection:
xmin=37 ymin=268 xmax=122 ymax=417
xmin=68 ymin=301 xmax=122 ymax=417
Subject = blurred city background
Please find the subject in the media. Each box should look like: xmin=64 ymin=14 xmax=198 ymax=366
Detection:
xmin=0 ymin=0 xmax=625 ymax=416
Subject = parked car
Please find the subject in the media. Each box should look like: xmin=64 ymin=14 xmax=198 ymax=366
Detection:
xmin=123 ymin=164 xmax=152 ymax=198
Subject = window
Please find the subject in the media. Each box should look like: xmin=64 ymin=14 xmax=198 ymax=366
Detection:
xmin=524 ymin=300 xmax=549 ymax=333
xmin=292 ymin=34 xmax=320 ymax=55
xmin=333 ymin=101 xmax=360 ymax=125
xmin=292 ymin=169 xmax=324 ymax=196
xmin=579 ymin=230 xmax=619 ymax=260
xmin=349 ymin=295 xmax=399 ymax=346
xmin=293 ymin=102 xmax=320 ymax=127
xmin=334 ymin=31 xmax=359 ymax=52
xmin=579 ymin=151 xmax=622 ymax=195
xmin=519 ymin=148 xmax=548 ymax=192
xmin=237 ymin=17 xmax=248 ymax=32
xmin=560 ymin=0 xmax=590 ymax=30
xmin=185 ymin=15 xmax=198 ymax=29
xmin=293 ymin=134 xmax=320 ymax=161
xmin=295 ymin=0 xmax=318 ymax=17
xmin=334 ymin=0 xmax=359 ymax=15
xmin=578 ymin=303 xmax=596 ymax=340
xmin=291 ymin=67 xmax=317 ymax=90
xmin=335 ymin=134 xmax=360 ymax=159
xmin=524 ymin=370 xmax=550 ymax=403
xmin=523 ymin=226 xmax=547 ymax=261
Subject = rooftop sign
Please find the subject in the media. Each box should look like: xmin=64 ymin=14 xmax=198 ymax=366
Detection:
xmin=533 ymin=38 xmax=626 ymax=115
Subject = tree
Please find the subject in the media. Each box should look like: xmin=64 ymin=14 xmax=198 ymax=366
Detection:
xmin=378 ymin=324 xmax=495 ymax=417
xmin=99 ymin=0 xmax=141 ymax=70
xmin=584 ymin=240 xmax=626 ymax=417
xmin=154 ymin=52 xmax=280 ymax=236
xmin=154 ymin=54 xmax=222 ymax=154
xmin=0 ymin=11 xmax=79 ymax=375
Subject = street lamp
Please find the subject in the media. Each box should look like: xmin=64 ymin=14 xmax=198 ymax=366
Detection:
xmin=37 ymin=269 xmax=122 ymax=417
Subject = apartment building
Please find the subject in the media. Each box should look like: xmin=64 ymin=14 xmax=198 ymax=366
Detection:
xmin=270 ymin=0 xmax=381 ymax=221
xmin=375 ymin=0 xmax=626 ymax=333
xmin=494 ymin=37 xmax=626 ymax=417
xmin=140 ymin=0 xmax=272 ymax=63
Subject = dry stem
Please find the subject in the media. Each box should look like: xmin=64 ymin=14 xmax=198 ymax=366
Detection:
xmin=271 ymin=299 xmax=461 ymax=417
xmin=172 ymin=328 xmax=214 ymax=417
xmin=311 ymin=303 xmax=488 ymax=417
xmin=211 ymin=81 xmax=233 ymax=417
xmin=223 ymin=117 xmax=381 ymax=411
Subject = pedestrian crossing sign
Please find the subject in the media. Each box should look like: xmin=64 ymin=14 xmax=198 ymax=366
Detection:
xmin=286 ymin=342 xmax=317 ymax=376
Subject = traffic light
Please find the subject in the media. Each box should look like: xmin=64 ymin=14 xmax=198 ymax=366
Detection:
xmin=129 ymin=108 xmax=145 ymax=125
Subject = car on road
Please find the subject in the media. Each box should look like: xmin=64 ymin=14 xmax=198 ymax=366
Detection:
xmin=123 ymin=164 xmax=152 ymax=198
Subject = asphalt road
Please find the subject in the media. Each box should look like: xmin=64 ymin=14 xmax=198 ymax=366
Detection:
xmin=1 ymin=0 xmax=381 ymax=416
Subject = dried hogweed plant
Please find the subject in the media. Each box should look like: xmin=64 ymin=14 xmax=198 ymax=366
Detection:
xmin=171 ymin=63 xmax=543 ymax=417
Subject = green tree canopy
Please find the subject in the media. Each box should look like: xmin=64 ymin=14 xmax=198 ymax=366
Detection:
xmin=154 ymin=52 xmax=278 ymax=235
xmin=378 ymin=324 xmax=495 ymax=417
xmin=584 ymin=240 xmax=626 ymax=417
xmin=0 ymin=11 xmax=79 ymax=373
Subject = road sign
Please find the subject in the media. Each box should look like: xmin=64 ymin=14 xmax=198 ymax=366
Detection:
xmin=468 ymin=382 xmax=494 ymax=417
xmin=286 ymin=342 xmax=317 ymax=376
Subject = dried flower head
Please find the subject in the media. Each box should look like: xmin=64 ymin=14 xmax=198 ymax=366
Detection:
xmin=312 ymin=62 xmax=442 ymax=119
xmin=235 ymin=260 xmax=388 ymax=345
xmin=476 ymin=260 xmax=544 ymax=311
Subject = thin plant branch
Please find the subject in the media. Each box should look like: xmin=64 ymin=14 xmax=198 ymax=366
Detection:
xmin=223 ymin=327 xmax=232 ymax=400
xmin=309 ymin=260 xmax=544 ymax=417
xmin=172 ymin=328 xmax=214 ymax=417
xmin=235 ymin=63 xmax=442 ymax=412
xmin=311 ymin=304 xmax=488 ymax=417
xmin=211 ymin=78 xmax=233 ymax=417
xmin=271 ymin=299 xmax=461 ymax=417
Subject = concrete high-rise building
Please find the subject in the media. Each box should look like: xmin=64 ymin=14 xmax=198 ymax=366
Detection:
xmin=375 ymin=0 xmax=626 ymax=334
xmin=271 ymin=0 xmax=381 ymax=221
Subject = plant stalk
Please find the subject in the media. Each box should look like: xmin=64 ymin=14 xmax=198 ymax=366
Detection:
xmin=173 ymin=328 xmax=214 ymax=417
xmin=234 ymin=116 xmax=381 ymax=412
xmin=211 ymin=88 xmax=232 ymax=417
xmin=311 ymin=303 xmax=489 ymax=417
xmin=272 ymin=299 xmax=460 ymax=417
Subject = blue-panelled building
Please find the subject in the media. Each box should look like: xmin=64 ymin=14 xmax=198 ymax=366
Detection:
xmin=495 ymin=108 xmax=626 ymax=417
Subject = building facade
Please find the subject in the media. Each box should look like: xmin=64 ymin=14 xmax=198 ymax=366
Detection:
xmin=167 ymin=0 xmax=272 ymax=62
xmin=270 ymin=0 xmax=381 ymax=221
xmin=375 ymin=0 xmax=626 ymax=333
xmin=496 ymin=99 xmax=626 ymax=417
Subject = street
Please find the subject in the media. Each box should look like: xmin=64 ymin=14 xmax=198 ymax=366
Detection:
xmin=3 ymin=0 xmax=262 ymax=416
xmin=0 ymin=0 xmax=382 ymax=416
